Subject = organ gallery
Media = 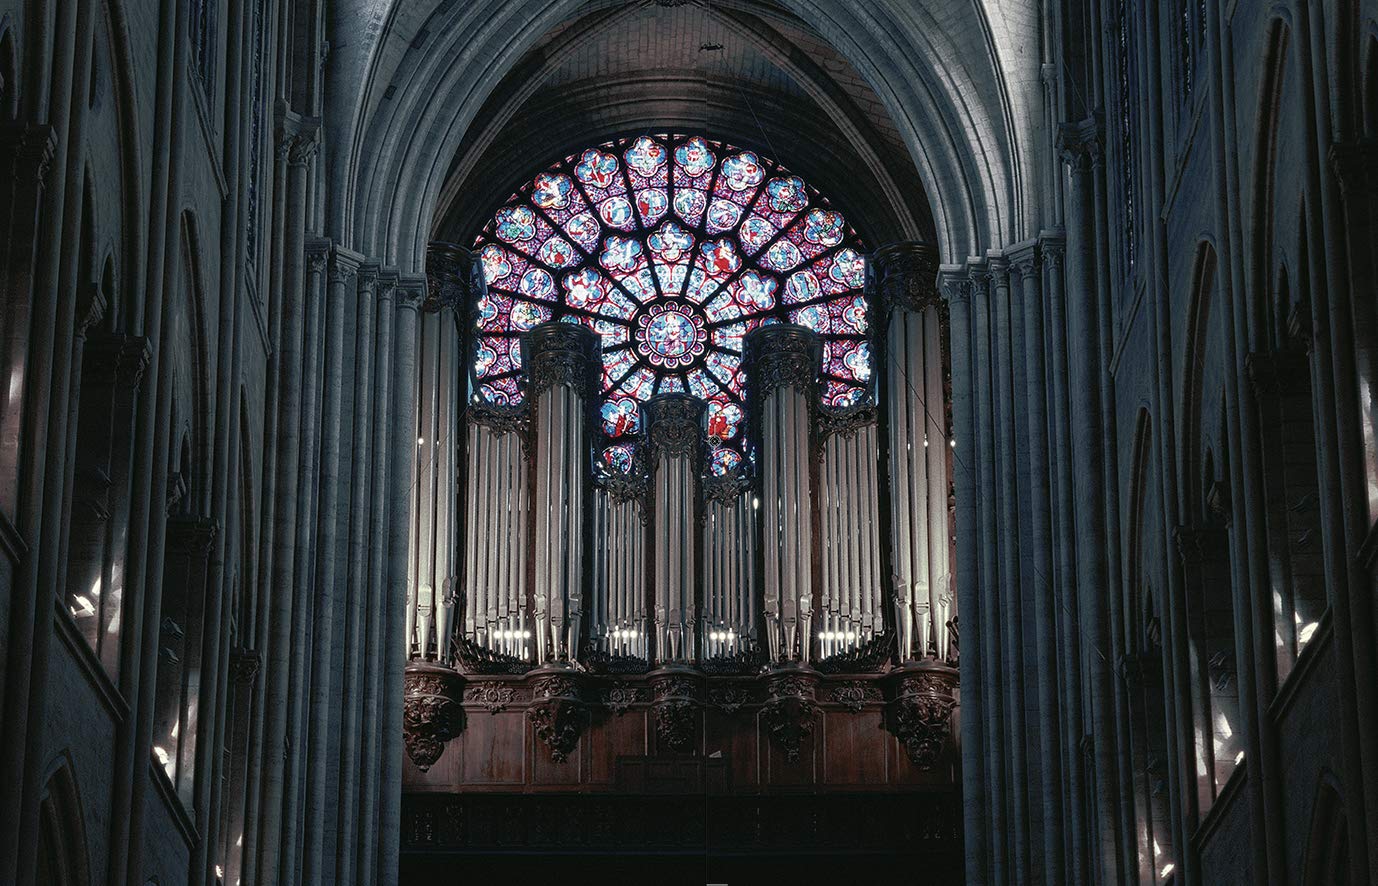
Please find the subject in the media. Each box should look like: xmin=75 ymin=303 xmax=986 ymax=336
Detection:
xmin=398 ymin=136 xmax=961 ymax=874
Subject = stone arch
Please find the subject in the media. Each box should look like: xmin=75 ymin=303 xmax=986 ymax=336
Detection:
xmin=1177 ymin=240 xmax=1243 ymax=815
xmin=339 ymin=0 xmax=1028 ymax=270
xmin=1364 ymin=26 xmax=1378 ymax=138
xmin=35 ymin=753 xmax=92 ymax=886
xmin=1124 ymin=407 xmax=1175 ymax=882
xmin=1301 ymin=774 xmax=1350 ymax=883
xmin=0 ymin=16 xmax=16 ymax=121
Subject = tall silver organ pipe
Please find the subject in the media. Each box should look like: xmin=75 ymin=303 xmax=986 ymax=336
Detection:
xmin=406 ymin=243 xmax=475 ymax=661
xmin=526 ymin=323 xmax=600 ymax=663
xmin=875 ymin=242 xmax=953 ymax=662
xmin=701 ymin=481 xmax=757 ymax=659
xmin=645 ymin=395 xmax=704 ymax=663
xmin=592 ymin=487 xmax=648 ymax=658
xmin=818 ymin=420 xmax=884 ymax=658
xmin=746 ymin=325 xmax=821 ymax=663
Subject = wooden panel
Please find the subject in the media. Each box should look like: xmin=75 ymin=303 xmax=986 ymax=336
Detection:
xmin=589 ymin=710 xmax=648 ymax=784
xmin=529 ymin=720 xmax=585 ymax=786
xmin=459 ymin=711 xmax=526 ymax=785
xmin=701 ymin=708 xmax=758 ymax=790
xmin=821 ymin=710 xmax=889 ymax=785
xmin=763 ymin=709 xmax=819 ymax=785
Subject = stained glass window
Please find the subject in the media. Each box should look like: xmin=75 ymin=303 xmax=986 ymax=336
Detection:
xmin=472 ymin=134 xmax=870 ymax=476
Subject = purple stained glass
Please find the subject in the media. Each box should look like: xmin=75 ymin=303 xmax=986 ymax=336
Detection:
xmin=473 ymin=134 xmax=870 ymax=444
xmin=708 ymin=446 xmax=743 ymax=476
xmin=600 ymin=444 xmax=637 ymax=475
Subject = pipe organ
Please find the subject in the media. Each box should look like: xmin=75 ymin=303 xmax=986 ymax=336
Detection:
xmin=874 ymin=243 xmax=954 ymax=662
xmin=527 ymin=324 xmax=599 ymax=663
xmin=817 ymin=418 xmax=884 ymax=659
xmin=405 ymin=241 xmax=954 ymax=675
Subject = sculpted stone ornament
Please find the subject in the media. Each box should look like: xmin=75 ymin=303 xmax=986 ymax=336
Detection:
xmin=816 ymin=402 xmax=877 ymax=447
xmin=403 ymin=663 xmax=465 ymax=772
xmin=887 ymin=662 xmax=958 ymax=769
xmin=522 ymin=322 xmax=601 ymax=401
xmin=762 ymin=667 xmax=819 ymax=764
xmin=526 ymin=669 xmax=588 ymax=763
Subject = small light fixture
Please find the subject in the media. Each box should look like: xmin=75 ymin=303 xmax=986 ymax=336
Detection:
xmin=417 ymin=436 xmax=425 ymax=445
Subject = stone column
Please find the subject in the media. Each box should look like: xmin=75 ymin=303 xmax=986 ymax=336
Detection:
xmin=991 ymin=253 xmax=1032 ymax=878
xmin=746 ymin=325 xmax=820 ymax=664
xmin=378 ymin=275 xmax=426 ymax=884
xmin=1011 ymin=241 xmax=1066 ymax=884
xmin=254 ymin=122 xmax=317 ymax=886
xmin=356 ymin=270 xmax=397 ymax=884
xmin=527 ymin=322 xmax=599 ymax=663
xmin=941 ymin=268 xmax=987 ymax=883
xmin=1059 ymin=116 xmax=1125 ymax=880
xmin=334 ymin=261 xmax=378 ymax=886
xmin=969 ymin=258 xmax=1007 ymax=884
xmin=645 ymin=394 xmax=705 ymax=664
xmin=302 ymin=244 xmax=361 ymax=886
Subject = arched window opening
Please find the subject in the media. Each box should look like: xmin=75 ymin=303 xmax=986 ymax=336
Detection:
xmin=1178 ymin=436 xmax=1242 ymax=817
xmin=36 ymin=760 xmax=91 ymax=886
xmin=1125 ymin=415 xmax=1175 ymax=883
xmin=1249 ymin=260 xmax=1324 ymax=685
xmin=1302 ymin=780 xmax=1351 ymax=884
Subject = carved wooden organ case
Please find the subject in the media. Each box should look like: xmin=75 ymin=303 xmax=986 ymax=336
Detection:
xmin=402 ymin=241 xmax=961 ymax=834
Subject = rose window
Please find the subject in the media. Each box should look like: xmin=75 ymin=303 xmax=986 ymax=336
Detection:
xmin=472 ymin=134 xmax=871 ymax=475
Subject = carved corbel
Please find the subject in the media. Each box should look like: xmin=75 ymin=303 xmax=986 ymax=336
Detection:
xmin=888 ymin=663 xmax=958 ymax=769
xmin=650 ymin=669 xmax=701 ymax=753
xmin=403 ymin=663 xmax=465 ymax=771
xmin=762 ymin=669 xmax=819 ymax=764
xmin=526 ymin=670 xmax=588 ymax=763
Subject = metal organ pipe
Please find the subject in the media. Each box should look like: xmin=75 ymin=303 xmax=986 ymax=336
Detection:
xmin=875 ymin=242 xmax=954 ymax=662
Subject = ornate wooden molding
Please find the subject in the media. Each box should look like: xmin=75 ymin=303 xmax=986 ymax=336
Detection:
xmin=522 ymin=321 xmax=600 ymax=401
xmin=872 ymin=240 xmax=941 ymax=314
xmin=650 ymin=669 xmax=702 ymax=753
xmin=425 ymin=240 xmax=482 ymax=312
xmin=644 ymin=394 xmax=705 ymax=462
xmin=743 ymin=323 xmax=821 ymax=403
xmin=404 ymin=664 xmax=465 ymax=772
xmin=887 ymin=663 xmax=957 ymax=769
xmin=762 ymin=667 xmax=819 ymax=763
xmin=526 ymin=669 xmax=589 ymax=763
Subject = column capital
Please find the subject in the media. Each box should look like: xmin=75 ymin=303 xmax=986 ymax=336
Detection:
xmin=75 ymin=281 xmax=109 ymax=336
xmin=396 ymin=274 xmax=428 ymax=311
xmin=1173 ymin=523 xmax=1227 ymax=565
xmin=0 ymin=123 xmax=57 ymax=183
xmin=937 ymin=267 xmax=970 ymax=305
xmin=376 ymin=269 xmax=399 ymax=304
xmin=1057 ymin=115 xmax=1104 ymax=172
xmin=871 ymin=240 xmax=941 ymax=313
xmin=329 ymin=245 xmax=365 ymax=284
xmin=1039 ymin=231 xmax=1067 ymax=271
xmin=275 ymin=106 xmax=321 ymax=166
xmin=85 ymin=334 xmax=152 ymax=389
xmin=1329 ymin=139 xmax=1378 ymax=203
xmin=1005 ymin=240 xmax=1040 ymax=279
xmin=306 ymin=237 xmax=331 ymax=275
xmin=743 ymin=323 xmax=821 ymax=404
xmin=522 ymin=321 xmax=600 ymax=401
xmin=644 ymin=394 xmax=706 ymax=462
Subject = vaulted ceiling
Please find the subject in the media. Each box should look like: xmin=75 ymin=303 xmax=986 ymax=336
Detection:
xmin=333 ymin=0 xmax=1044 ymax=267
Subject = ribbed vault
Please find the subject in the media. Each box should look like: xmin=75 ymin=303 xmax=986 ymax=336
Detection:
xmin=330 ymin=0 xmax=1043 ymax=269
